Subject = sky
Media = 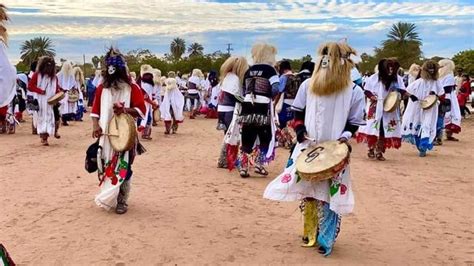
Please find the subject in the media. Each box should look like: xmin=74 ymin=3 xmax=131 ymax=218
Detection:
xmin=3 ymin=0 xmax=474 ymax=65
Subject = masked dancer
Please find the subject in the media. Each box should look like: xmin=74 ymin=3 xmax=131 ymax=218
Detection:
xmin=264 ymin=42 xmax=365 ymax=256
xmin=401 ymin=61 xmax=444 ymax=157
xmin=438 ymin=59 xmax=462 ymax=143
xmin=28 ymin=56 xmax=63 ymax=145
xmin=236 ymin=43 xmax=280 ymax=177
xmin=0 ymin=4 xmax=16 ymax=134
xmin=91 ymin=48 xmax=146 ymax=214
xmin=216 ymin=56 xmax=248 ymax=169
xmin=160 ymin=71 xmax=185 ymax=134
xmin=57 ymin=61 xmax=78 ymax=126
xmin=356 ymin=58 xmax=406 ymax=161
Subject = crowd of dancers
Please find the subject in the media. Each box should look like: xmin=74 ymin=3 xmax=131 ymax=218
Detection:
xmin=0 ymin=3 xmax=471 ymax=259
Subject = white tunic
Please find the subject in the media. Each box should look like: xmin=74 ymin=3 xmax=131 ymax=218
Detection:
xmin=440 ymin=74 xmax=462 ymax=132
xmin=57 ymin=72 xmax=77 ymax=114
xmin=36 ymin=75 xmax=57 ymax=136
xmin=401 ymin=79 xmax=443 ymax=145
xmin=160 ymin=79 xmax=185 ymax=122
xmin=0 ymin=43 xmax=17 ymax=108
xmin=264 ymin=79 xmax=365 ymax=215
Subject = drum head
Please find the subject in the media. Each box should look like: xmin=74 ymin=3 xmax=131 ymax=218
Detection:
xmin=384 ymin=91 xmax=400 ymax=112
xmin=108 ymin=114 xmax=137 ymax=152
xmin=296 ymin=141 xmax=349 ymax=179
xmin=47 ymin=91 xmax=65 ymax=105
xmin=421 ymin=95 xmax=437 ymax=110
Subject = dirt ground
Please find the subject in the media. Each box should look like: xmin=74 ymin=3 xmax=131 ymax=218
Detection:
xmin=1 ymin=113 xmax=473 ymax=265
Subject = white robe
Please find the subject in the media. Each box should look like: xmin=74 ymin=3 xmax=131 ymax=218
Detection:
xmin=140 ymin=82 xmax=154 ymax=128
xmin=160 ymin=82 xmax=184 ymax=122
xmin=264 ymin=80 xmax=365 ymax=215
xmin=0 ymin=43 xmax=17 ymax=108
xmin=440 ymin=74 xmax=462 ymax=132
xmin=401 ymin=79 xmax=443 ymax=145
xmin=358 ymin=74 xmax=406 ymax=142
xmin=57 ymin=72 xmax=77 ymax=115
xmin=36 ymin=75 xmax=57 ymax=136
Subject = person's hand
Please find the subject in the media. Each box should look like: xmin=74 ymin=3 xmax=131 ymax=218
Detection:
xmin=338 ymin=137 xmax=353 ymax=153
xmin=370 ymin=95 xmax=377 ymax=101
xmin=409 ymin=95 xmax=419 ymax=102
xmin=429 ymin=91 xmax=436 ymax=96
xmin=39 ymin=89 xmax=46 ymax=95
xmin=113 ymin=102 xmax=125 ymax=115
xmin=92 ymin=123 xmax=102 ymax=138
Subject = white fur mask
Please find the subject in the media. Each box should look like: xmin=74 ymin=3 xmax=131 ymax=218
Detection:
xmin=108 ymin=65 xmax=116 ymax=75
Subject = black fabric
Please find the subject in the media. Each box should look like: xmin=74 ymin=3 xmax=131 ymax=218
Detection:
xmin=344 ymin=122 xmax=359 ymax=135
xmin=219 ymin=91 xmax=238 ymax=107
xmin=241 ymin=124 xmax=272 ymax=153
xmin=294 ymin=109 xmax=305 ymax=121
xmin=53 ymin=104 xmax=60 ymax=122
xmin=218 ymin=111 xmax=234 ymax=133
xmin=443 ymin=85 xmax=454 ymax=94
xmin=243 ymin=64 xmax=278 ymax=98
xmin=85 ymin=140 xmax=100 ymax=173
xmin=239 ymin=102 xmax=270 ymax=126
xmin=409 ymin=95 xmax=419 ymax=102
xmin=295 ymin=124 xmax=307 ymax=143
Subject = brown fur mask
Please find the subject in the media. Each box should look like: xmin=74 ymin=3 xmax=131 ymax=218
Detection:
xmin=309 ymin=42 xmax=356 ymax=96
xmin=37 ymin=56 xmax=56 ymax=78
xmin=421 ymin=60 xmax=439 ymax=81
xmin=378 ymin=58 xmax=400 ymax=90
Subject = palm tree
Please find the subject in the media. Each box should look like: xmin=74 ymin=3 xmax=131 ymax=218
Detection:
xmin=170 ymin=38 xmax=186 ymax=60
xmin=188 ymin=42 xmax=204 ymax=57
xmin=380 ymin=22 xmax=423 ymax=68
xmin=20 ymin=37 xmax=56 ymax=66
xmin=382 ymin=22 xmax=421 ymax=47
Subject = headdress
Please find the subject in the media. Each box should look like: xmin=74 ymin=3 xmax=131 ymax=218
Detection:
xmin=308 ymin=41 xmax=356 ymax=96
xmin=438 ymin=59 xmax=455 ymax=78
xmin=251 ymin=43 xmax=277 ymax=65
xmin=421 ymin=60 xmax=439 ymax=80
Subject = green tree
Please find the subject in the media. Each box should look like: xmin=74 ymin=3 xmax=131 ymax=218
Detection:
xmin=188 ymin=42 xmax=204 ymax=57
xmin=452 ymin=49 xmax=474 ymax=76
xmin=20 ymin=37 xmax=56 ymax=66
xmin=378 ymin=22 xmax=423 ymax=69
xmin=170 ymin=38 xmax=186 ymax=60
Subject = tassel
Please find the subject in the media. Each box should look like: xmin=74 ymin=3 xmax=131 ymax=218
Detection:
xmin=226 ymin=144 xmax=239 ymax=171
xmin=136 ymin=141 xmax=147 ymax=155
xmin=302 ymin=199 xmax=318 ymax=247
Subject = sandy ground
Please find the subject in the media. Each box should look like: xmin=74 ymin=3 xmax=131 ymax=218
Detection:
xmin=1 ymin=112 xmax=473 ymax=265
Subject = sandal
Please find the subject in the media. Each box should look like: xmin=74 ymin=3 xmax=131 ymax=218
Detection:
xmin=376 ymin=153 xmax=385 ymax=161
xmin=254 ymin=165 xmax=269 ymax=176
xmin=115 ymin=202 xmax=128 ymax=214
xmin=368 ymin=149 xmax=375 ymax=159
xmin=239 ymin=169 xmax=250 ymax=178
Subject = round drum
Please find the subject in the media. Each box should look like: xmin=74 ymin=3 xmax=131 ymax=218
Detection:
xmin=107 ymin=113 xmax=137 ymax=152
xmin=421 ymin=95 xmax=437 ymax=110
xmin=68 ymin=89 xmax=79 ymax=103
xmin=47 ymin=91 xmax=65 ymax=105
xmin=383 ymin=91 xmax=401 ymax=113
xmin=296 ymin=141 xmax=350 ymax=182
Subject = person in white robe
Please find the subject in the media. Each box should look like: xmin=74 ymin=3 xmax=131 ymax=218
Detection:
xmin=73 ymin=67 xmax=85 ymax=121
xmin=138 ymin=64 xmax=156 ymax=140
xmin=57 ymin=61 xmax=78 ymax=126
xmin=151 ymin=69 xmax=162 ymax=126
xmin=264 ymin=42 xmax=365 ymax=256
xmin=160 ymin=71 xmax=184 ymax=134
xmin=0 ymin=4 xmax=17 ymax=134
xmin=187 ymin=69 xmax=202 ymax=118
xmin=401 ymin=60 xmax=444 ymax=157
xmin=91 ymin=48 xmax=146 ymax=215
xmin=356 ymin=58 xmax=406 ymax=161
xmin=28 ymin=56 xmax=62 ymax=145
xmin=437 ymin=59 xmax=462 ymax=143
xmin=216 ymin=56 xmax=248 ymax=169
